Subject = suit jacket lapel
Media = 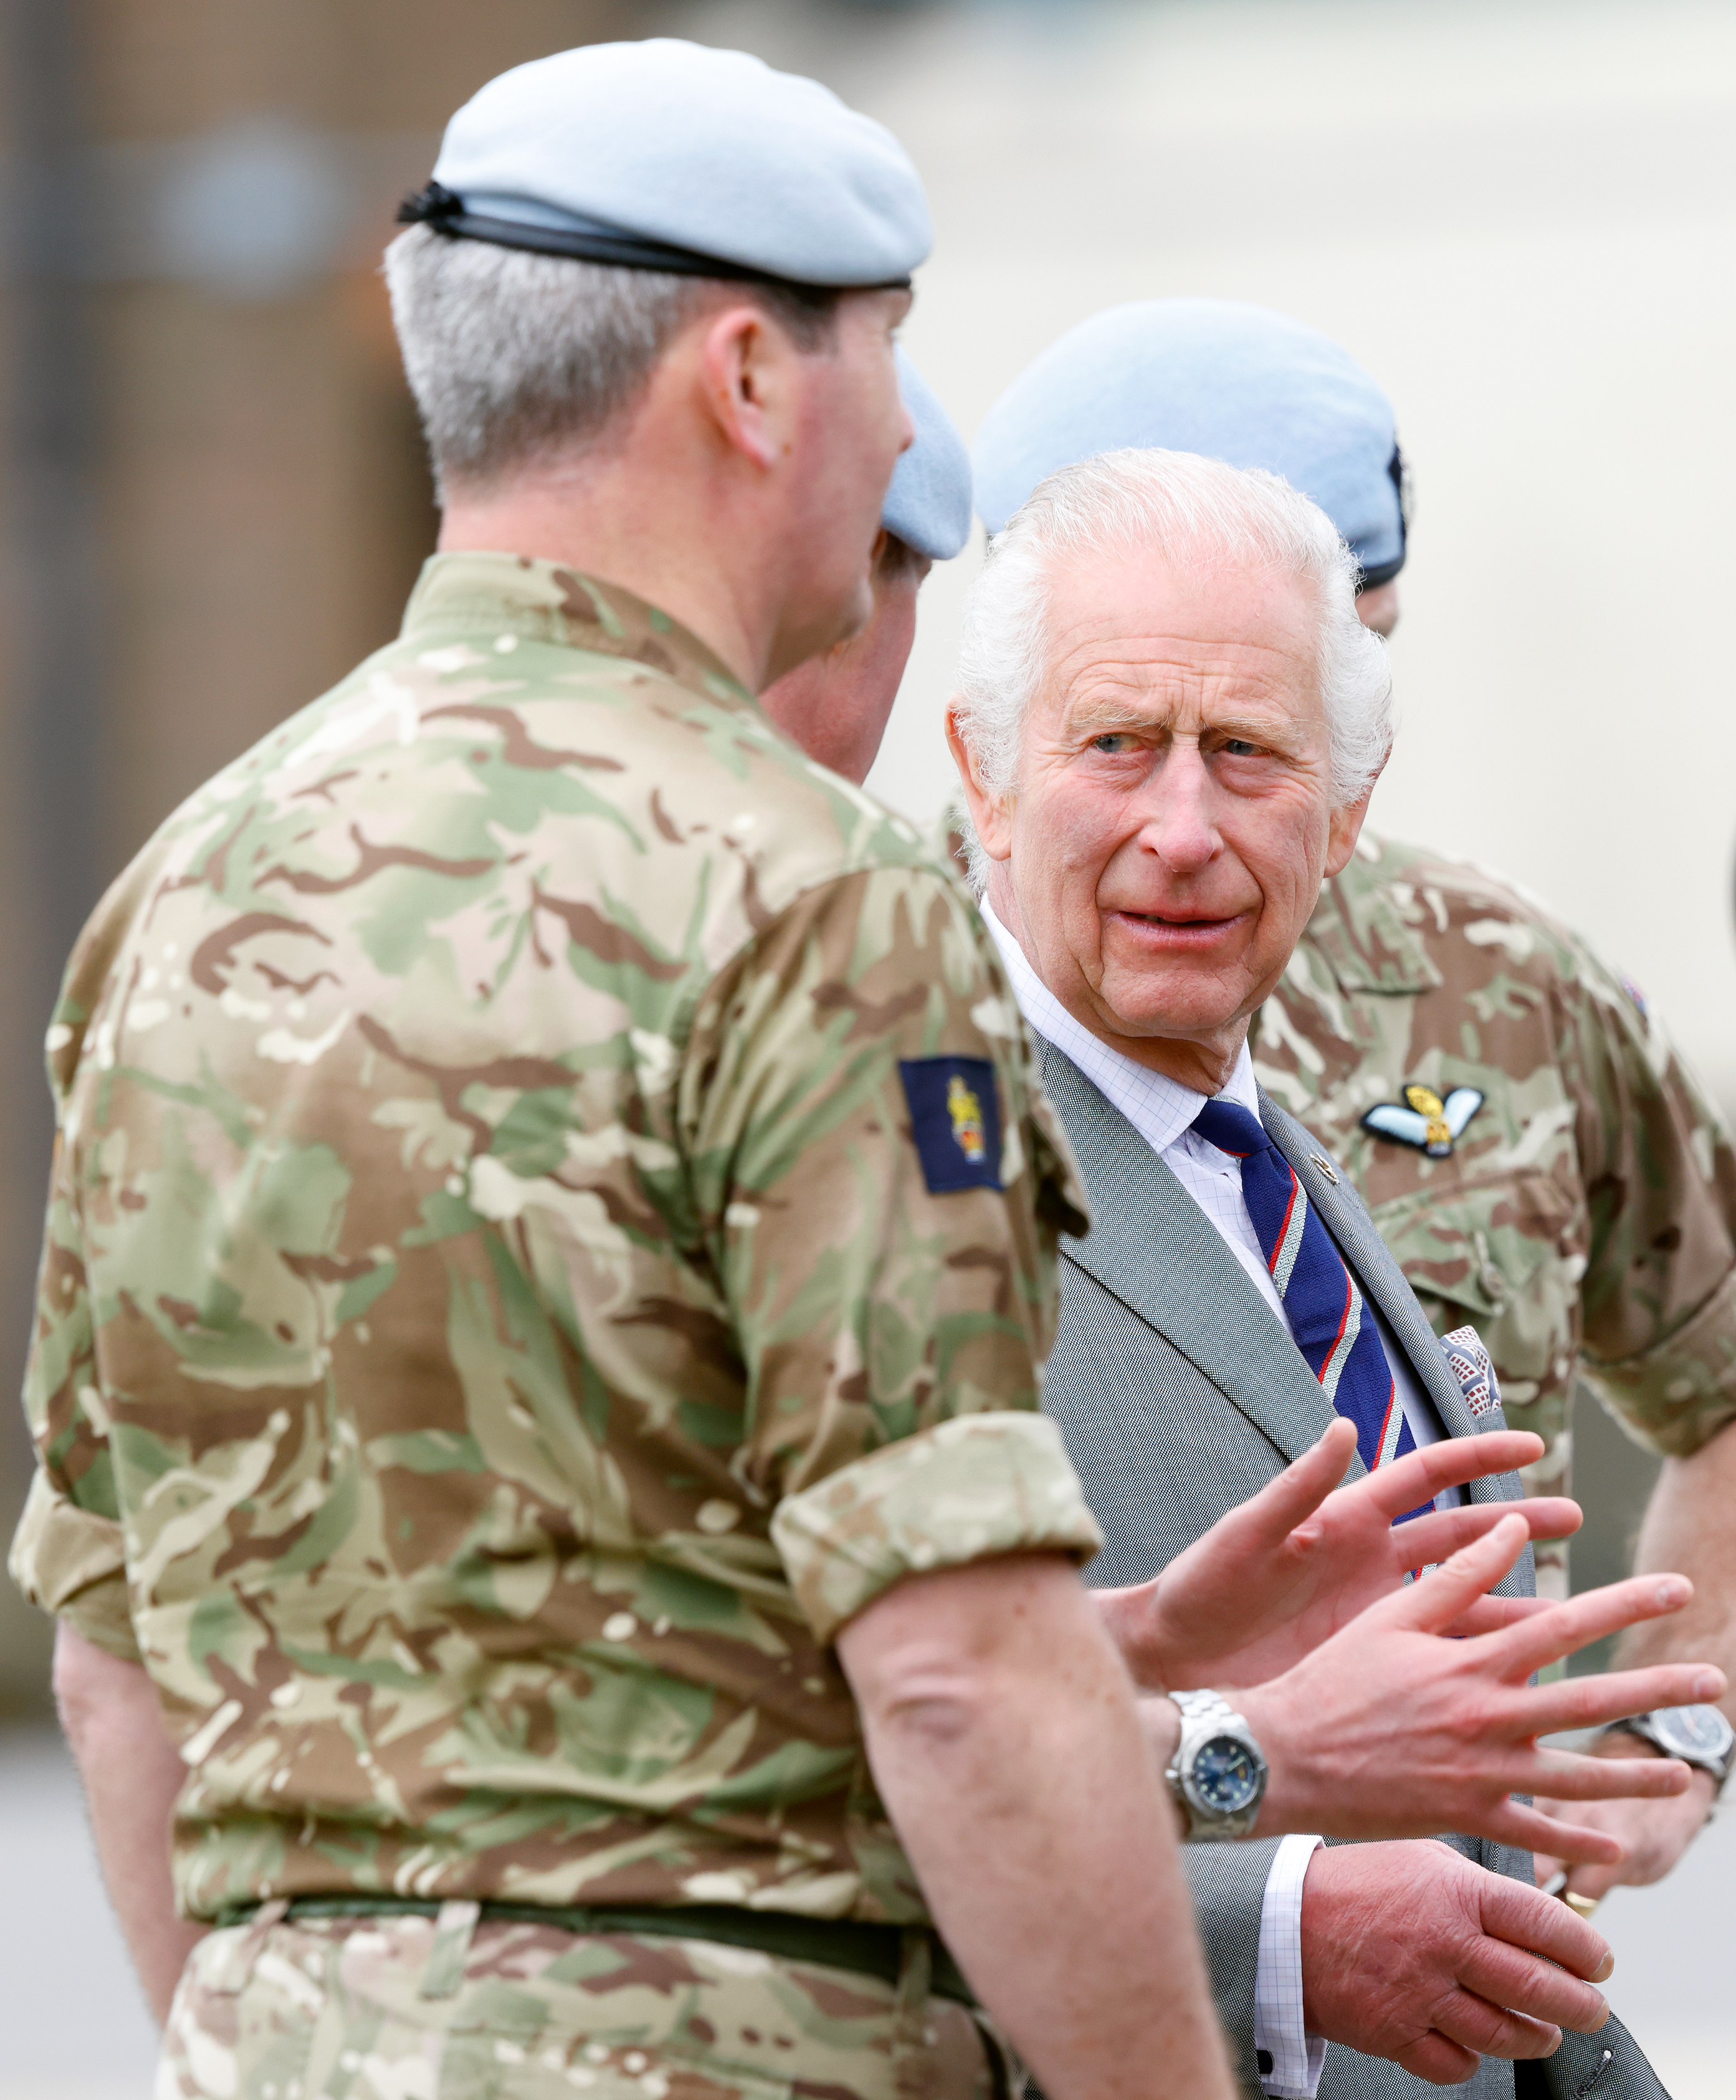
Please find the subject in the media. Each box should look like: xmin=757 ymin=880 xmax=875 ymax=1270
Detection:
xmin=1039 ymin=1038 xmax=1340 ymax=1466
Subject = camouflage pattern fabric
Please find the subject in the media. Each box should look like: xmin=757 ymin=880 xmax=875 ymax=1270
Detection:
xmin=1256 ymin=832 xmax=1736 ymax=1590
xmin=11 ymin=553 xmax=1099 ymax=1927
xmin=158 ymin=1909 xmax=1013 ymax=2100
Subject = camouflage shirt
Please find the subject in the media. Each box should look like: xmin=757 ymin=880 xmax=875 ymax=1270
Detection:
xmin=11 ymin=554 xmax=1099 ymax=1925
xmin=1256 ymin=833 xmax=1736 ymax=1568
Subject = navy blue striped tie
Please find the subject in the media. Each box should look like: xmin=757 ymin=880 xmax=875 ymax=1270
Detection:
xmin=1191 ymin=1097 xmax=1421 ymax=1496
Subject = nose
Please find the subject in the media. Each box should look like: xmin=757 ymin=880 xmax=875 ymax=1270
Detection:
xmin=1135 ymin=742 xmax=1220 ymax=874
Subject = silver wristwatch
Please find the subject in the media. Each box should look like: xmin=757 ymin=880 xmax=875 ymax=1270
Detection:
xmin=1601 ymin=1705 xmax=1735 ymax=1793
xmin=1165 ymin=1689 xmax=1269 ymax=1841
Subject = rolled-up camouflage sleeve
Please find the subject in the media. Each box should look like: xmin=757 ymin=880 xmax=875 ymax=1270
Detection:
xmin=1568 ymin=945 xmax=1736 ymax=1456
xmin=9 ymin=1125 xmax=141 ymax=1663
xmin=682 ymin=865 xmax=1100 ymax=1639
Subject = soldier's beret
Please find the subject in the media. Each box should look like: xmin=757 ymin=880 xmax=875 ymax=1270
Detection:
xmin=972 ymin=300 xmax=1408 ymax=588
xmin=884 ymin=350 xmax=972 ymax=561
xmin=399 ymin=39 xmax=931 ymax=294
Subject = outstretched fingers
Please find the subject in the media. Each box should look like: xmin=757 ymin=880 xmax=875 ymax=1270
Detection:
xmin=1522 ymin=1743 xmax=1694 ymax=1803
xmin=1393 ymin=1497 xmax=1581 ymax=1574
xmin=1485 ymin=1575 xmax=1699 ymax=1680
xmin=1521 ymin=1661 xmax=1727 ymax=1742
xmin=1436 ymin=1594 xmax=1553 ymax=1638
xmin=1377 ymin=1512 xmax=1532 ymax=1635
xmin=1360 ymin=1430 xmax=1545 ymax=1522
xmin=1482 ymin=1799 xmax=1627 ymax=1866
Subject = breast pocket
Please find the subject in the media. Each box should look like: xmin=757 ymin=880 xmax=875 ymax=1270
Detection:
xmin=1369 ymin=1170 xmax=1581 ymax=1421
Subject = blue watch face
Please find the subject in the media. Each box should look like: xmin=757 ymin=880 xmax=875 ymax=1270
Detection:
xmin=1194 ymin=1734 xmax=1262 ymax=1813
xmin=1653 ymin=1705 xmax=1734 ymax=1760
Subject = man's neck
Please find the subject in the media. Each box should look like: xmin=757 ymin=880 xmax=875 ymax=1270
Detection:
xmin=439 ymin=452 xmax=775 ymax=694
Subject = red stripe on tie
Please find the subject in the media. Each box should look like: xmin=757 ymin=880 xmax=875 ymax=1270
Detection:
xmin=1317 ymin=1270 xmax=1354 ymax=1380
xmin=1269 ymin=1173 xmax=1300 ymax=1278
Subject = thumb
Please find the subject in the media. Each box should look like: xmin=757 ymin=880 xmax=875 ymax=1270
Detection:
xmin=1201 ymin=1416 xmax=1359 ymax=1559
xmin=1250 ymin=1416 xmax=1360 ymax=1542
xmin=1379 ymin=1511 xmax=1530 ymax=1635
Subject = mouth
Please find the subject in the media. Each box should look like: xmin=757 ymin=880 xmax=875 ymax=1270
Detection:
xmin=1107 ymin=907 xmax=1249 ymax=948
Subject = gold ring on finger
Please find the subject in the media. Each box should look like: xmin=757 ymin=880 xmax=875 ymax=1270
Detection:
xmin=1561 ymin=1890 xmax=1600 ymax=1921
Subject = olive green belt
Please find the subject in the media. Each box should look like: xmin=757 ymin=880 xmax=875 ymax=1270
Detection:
xmin=216 ymin=1895 xmax=975 ymax=2007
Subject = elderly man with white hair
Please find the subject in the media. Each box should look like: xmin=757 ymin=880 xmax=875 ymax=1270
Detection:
xmin=947 ymin=449 xmax=1673 ymax=2100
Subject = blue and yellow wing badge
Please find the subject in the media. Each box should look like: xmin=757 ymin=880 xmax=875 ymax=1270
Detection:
xmin=899 ymin=1056 xmax=1003 ymax=1193
xmin=1360 ymin=1082 xmax=1484 ymax=1160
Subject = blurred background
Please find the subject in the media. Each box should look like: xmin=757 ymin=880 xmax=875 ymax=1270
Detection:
xmin=1 ymin=0 xmax=1732 ymax=2092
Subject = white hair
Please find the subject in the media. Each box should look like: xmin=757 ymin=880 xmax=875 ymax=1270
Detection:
xmin=383 ymin=225 xmax=836 ymax=497
xmin=950 ymin=447 xmax=1394 ymax=892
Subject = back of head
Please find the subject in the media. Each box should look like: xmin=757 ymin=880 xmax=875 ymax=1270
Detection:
xmin=385 ymin=39 xmax=931 ymax=498
xmin=971 ymin=300 xmax=1406 ymax=587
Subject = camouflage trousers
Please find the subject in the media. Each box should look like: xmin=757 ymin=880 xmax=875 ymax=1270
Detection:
xmin=157 ymin=1907 xmax=1014 ymax=2100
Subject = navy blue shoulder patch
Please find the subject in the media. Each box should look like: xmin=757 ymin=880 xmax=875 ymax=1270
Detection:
xmin=899 ymin=1056 xmax=1003 ymax=1194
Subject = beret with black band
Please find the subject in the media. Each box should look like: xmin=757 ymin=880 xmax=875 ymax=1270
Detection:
xmin=398 ymin=39 xmax=931 ymax=296
xmin=972 ymin=298 xmax=1409 ymax=589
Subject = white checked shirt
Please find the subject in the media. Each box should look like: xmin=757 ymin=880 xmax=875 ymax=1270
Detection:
xmin=983 ymin=906 xmax=1454 ymax=2100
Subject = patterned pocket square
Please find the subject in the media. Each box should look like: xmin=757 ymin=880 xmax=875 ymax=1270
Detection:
xmin=1440 ymin=1324 xmax=1502 ymax=1418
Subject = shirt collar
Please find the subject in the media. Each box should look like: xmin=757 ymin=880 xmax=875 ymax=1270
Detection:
xmin=980 ymin=900 xmax=1261 ymax=1153
xmin=399 ymin=552 xmax=756 ymax=715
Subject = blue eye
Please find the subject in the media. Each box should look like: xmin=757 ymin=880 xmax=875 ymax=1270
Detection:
xmin=1090 ymin=733 xmax=1134 ymax=754
xmin=1222 ymin=738 xmax=1261 ymax=758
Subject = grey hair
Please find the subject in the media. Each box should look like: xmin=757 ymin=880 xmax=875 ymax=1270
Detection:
xmin=950 ymin=447 xmax=1393 ymax=893
xmin=383 ymin=225 xmax=836 ymax=497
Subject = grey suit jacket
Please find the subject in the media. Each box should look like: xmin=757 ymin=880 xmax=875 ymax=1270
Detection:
xmin=1037 ymin=1038 xmax=1664 ymax=2100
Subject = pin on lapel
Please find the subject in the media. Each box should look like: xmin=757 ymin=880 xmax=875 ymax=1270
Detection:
xmin=1307 ymin=1153 xmax=1339 ymax=1185
xmin=1361 ymin=1082 xmax=1484 ymax=1158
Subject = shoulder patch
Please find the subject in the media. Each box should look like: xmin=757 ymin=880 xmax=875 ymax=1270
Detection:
xmin=1360 ymin=1082 xmax=1485 ymax=1158
xmin=899 ymin=1056 xmax=1003 ymax=1193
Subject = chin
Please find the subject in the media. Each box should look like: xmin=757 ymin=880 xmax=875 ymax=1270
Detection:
xmin=1100 ymin=976 xmax=1248 ymax=1044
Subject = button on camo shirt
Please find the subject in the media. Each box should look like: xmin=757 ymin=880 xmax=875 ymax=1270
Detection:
xmin=11 ymin=555 xmax=1100 ymax=1924
xmin=1256 ymin=833 xmax=1736 ymax=1584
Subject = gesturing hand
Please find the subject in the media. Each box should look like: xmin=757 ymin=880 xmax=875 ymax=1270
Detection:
xmin=1532 ymin=1752 xmax=1720 ymax=1904
xmin=1300 ymin=1840 xmax=1613 ymax=2085
xmin=1098 ymin=1418 xmax=1573 ymax=1691
xmin=1237 ymin=1514 xmax=1725 ymax=1861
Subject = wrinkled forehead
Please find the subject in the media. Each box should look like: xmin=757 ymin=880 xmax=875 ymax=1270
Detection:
xmin=1036 ymin=545 xmax=1328 ymax=734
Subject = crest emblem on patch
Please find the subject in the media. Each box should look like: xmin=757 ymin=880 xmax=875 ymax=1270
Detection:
xmin=899 ymin=1057 xmax=1003 ymax=1193
xmin=947 ymin=1073 xmax=987 ymax=1162
xmin=1361 ymin=1082 xmax=1484 ymax=1159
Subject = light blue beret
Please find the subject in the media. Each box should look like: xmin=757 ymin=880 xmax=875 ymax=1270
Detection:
xmin=972 ymin=300 xmax=1406 ymax=584
xmin=882 ymin=350 xmax=972 ymax=561
xmin=403 ymin=39 xmax=930 ymax=292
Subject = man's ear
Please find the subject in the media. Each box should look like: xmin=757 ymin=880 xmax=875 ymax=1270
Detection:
xmin=944 ymin=702 xmax=1013 ymax=863
xmin=696 ymin=303 xmax=790 ymax=470
xmin=1323 ymin=758 xmax=1386 ymax=879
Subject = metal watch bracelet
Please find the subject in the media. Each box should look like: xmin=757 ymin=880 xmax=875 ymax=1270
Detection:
xmin=1164 ymin=1688 xmax=1269 ymax=1843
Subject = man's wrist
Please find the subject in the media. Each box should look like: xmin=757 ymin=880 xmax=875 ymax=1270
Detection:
xmin=1236 ymin=1682 xmax=1308 ymax=1836
xmin=1138 ymin=1694 xmax=1188 ymax=1833
xmin=1097 ymin=1582 xmax=1170 ymax=1690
